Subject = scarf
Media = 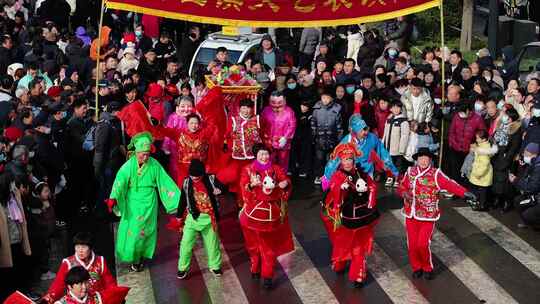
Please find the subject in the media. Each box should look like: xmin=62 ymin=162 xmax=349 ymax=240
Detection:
xmin=253 ymin=160 xmax=272 ymax=172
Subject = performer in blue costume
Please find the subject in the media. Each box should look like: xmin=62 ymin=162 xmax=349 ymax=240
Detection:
xmin=322 ymin=114 xmax=398 ymax=190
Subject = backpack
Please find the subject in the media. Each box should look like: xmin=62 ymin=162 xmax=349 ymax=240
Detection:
xmin=82 ymin=124 xmax=97 ymax=151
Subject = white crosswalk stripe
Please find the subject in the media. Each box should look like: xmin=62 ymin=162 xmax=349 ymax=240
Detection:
xmin=390 ymin=210 xmax=518 ymax=304
xmin=277 ymin=236 xmax=340 ymax=304
xmin=455 ymin=207 xmax=540 ymax=278
xmin=193 ymin=240 xmax=250 ymax=304
xmin=369 ymin=243 xmax=429 ymax=304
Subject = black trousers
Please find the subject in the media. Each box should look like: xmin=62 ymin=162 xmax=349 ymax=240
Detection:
xmin=0 ymin=244 xmax=32 ymax=301
xmin=314 ymin=148 xmax=331 ymax=178
xmin=391 ymin=155 xmax=411 ymax=175
xmin=290 ymin=136 xmax=313 ymax=175
xmin=517 ymin=195 xmax=540 ymax=227
xmin=470 ymin=184 xmax=490 ymax=209
xmin=446 ymin=148 xmax=468 ymax=185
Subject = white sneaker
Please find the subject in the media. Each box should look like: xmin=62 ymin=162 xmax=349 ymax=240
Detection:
xmin=314 ymin=177 xmax=322 ymax=185
xmin=393 ymin=180 xmax=399 ymax=188
xmin=298 ymin=173 xmax=307 ymax=178
xmin=40 ymin=271 xmax=56 ymax=280
xmin=442 ymin=192 xmax=454 ymax=199
xmin=385 ymin=177 xmax=394 ymax=187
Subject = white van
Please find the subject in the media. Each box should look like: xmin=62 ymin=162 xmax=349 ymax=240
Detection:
xmin=188 ymin=31 xmax=264 ymax=79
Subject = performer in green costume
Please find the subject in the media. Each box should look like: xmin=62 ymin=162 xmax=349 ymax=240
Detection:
xmin=106 ymin=132 xmax=180 ymax=272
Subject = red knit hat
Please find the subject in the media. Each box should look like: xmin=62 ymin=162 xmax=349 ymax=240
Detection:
xmin=122 ymin=32 xmax=136 ymax=44
xmin=145 ymin=83 xmax=163 ymax=98
xmin=47 ymin=86 xmax=63 ymax=98
xmin=4 ymin=127 xmax=23 ymax=143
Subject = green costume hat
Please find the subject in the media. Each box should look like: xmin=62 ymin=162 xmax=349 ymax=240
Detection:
xmin=128 ymin=132 xmax=154 ymax=152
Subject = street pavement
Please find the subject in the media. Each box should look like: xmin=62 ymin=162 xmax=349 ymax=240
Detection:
xmin=109 ymin=177 xmax=540 ymax=304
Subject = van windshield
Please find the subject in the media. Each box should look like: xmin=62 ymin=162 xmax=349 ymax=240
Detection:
xmin=191 ymin=48 xmax=242 ymax=77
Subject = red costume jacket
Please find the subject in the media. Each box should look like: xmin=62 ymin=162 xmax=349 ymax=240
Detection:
xmin=47 ymin=253 xmax=116 ymax=302
xmin=324 ymin=168 xmax=378 ymax=229
xmin=226 ymin=114 xmax=261 ymax=160
xmin=239 ymin=162 xmax=291 ymax=232
xmin=399 ymin=166 xmax=467 ymax=221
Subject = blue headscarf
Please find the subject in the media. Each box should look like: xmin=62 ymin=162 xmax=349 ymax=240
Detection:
xmin=349 ymin=114 xmax=367 ymax=134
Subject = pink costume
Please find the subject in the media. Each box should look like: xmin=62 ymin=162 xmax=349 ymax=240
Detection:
xmin=260 ymin=94 xmax=297 ymax=171
xmin=162 ymin=113 xmax=188 ymax=183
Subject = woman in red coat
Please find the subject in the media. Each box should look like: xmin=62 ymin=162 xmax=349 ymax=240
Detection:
xmin=239 ymin=144 xmax=293 ymax=289
xmin=321 ymin=143 xmax=379 ymax=288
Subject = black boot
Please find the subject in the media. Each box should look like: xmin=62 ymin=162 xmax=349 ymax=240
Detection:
xmin=263 ymin=278 xmax=273 ymax=289
xmin=353 ymin=281 xmax=364 ymax=288
xmin=501 ymin=201 xmax=513 ymax=213
xmin=251 ymin=272 xmax=260 ymax=280
xmin=424 ymin=271 xmax=435 ymax=280
xmin=412 ymin=270 xmax=423 ymax=279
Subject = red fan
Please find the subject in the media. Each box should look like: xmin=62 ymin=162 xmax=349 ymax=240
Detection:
xmin=100 ymin=286 xmax=130 ymax=304
xmin=4 ymin=291 xmax=36 ymax=304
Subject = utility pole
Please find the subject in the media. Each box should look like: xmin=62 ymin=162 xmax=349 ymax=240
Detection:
xmin=488 ymin=0 xmax=499 ymax=57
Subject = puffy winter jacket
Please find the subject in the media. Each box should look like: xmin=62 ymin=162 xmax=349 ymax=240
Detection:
xmin=311 ymin=101 xmax=343 ymax=150
xmin=401 ymin=88 xmax=434 ymax=123
xmin=383 ymin=114 xmax=409 ymax=156
xmin=448 ymin=112 xmax=486 ymax=153
xmin=469 ymin=141 xmax=495 ymax=187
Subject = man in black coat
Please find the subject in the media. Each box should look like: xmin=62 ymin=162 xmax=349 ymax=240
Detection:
xmin=65 ymin=98 xmax=93 ymax=215
xmin=178 ymin=26 xmax=201 ymax=71
xmin=93 ymin=101 xmax=125 ymax=218
xmin=137 ymin=49 xmax=161 ymax=82
xmin=0 ymin=36 xmax=13 ymax=76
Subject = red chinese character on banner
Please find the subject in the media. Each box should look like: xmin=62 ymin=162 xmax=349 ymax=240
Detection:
xmin=216 ymin=0 xmax=244 ymax=11
xmin=294 ymin=0 xmax=315 ymax=13
xmin=361 ymin=0 xmax=387 ymax=7
xmin=181 ymin=0 xmax=207 ymax=6
xmin=248 ymin=0 xmax=280 ymax=12
xmin=324 ymin=0 xmax=352 ymax=11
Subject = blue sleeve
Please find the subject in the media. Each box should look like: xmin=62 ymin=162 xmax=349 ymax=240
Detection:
xmin=324 ymin=157 xmax=340 ymax=181
xmin=374 ymin=134 xmax=399 ymax=176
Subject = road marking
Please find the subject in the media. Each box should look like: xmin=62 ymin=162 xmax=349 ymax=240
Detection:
xmin=193 ymin=240 xmax=249 ymax=304
xmin=455 ymin=207 xmax=540 ymax=278
xmin=370 ymin=243 xmax=429 ymax=304
xmin=113 ymin=223 xmax=156 ymax=304
xmin=277 ymin=236 xmax=340 ymax=304
xmin=390 ymin=210 xmax=518 ymax=304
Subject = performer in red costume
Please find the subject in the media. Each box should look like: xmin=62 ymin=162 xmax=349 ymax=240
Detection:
xmin=238 ymin=143 xmax=294 ymax=289
xmin=218 ymin=98 xmax=262 ymax=206
xmin=161 ymin=87 xmax=227 ymax=185
xmin=42 ymin=233 xmax=116 ymax=303
xmin=53 ymin=266 xmax=103 ymax=304
xmin=321 ymin=143 xmax=379 ymax=288
xmin=163 ymin=113 xmax=215 ymax=185
xmin=398 ymin=147 xmax=476 ymax=280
